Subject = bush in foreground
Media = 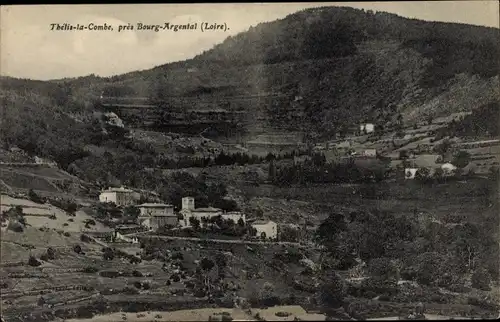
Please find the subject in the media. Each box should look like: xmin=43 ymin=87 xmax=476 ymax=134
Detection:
xmin=28 ymin=256 xmax=41 ymax=267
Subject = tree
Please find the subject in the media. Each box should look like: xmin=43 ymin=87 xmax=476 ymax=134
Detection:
xmin=259 ymin=282 xmax=279 ymax=306
xmin=367 ymin=258 xmax=397 ymax=281
xmin=318 ymin=271 xmax=345 ymax=310
xmin=268 ymin=160 xmax=276 ymax=181
xmin=315 ymin=213 xmax=347 ymax=247
xmin=280 ymin=225 xmax=300 ymax=242
xmin=215 ymin=253 xmax=227 ymax=269
xmin=102 ymin=247 xmax=115 ymax=260
xmin=471 ymin=268 xmax=491 ymax=291
xmin=46 ymin=247 xmax=56 ymax=260
xmin=200 ymin=257 xmax=215 ymax=272
xmin=452 ymin=151 xmax=471 ymax=169
xmin=433 ymin=168 xmax=445 ymax=182
xmin=73 ymin=244 xmax=82 ymax=254
xmin=237 ymin=217 xmax=245 ymax=227
xmin=28 ymin=189 xmax=44 ymax=204
xmin=28 ymin=255 xmax=42 ymax=267
xmin=124 ymin=205 xmax=140 ymax=222
xmin=488 ymin=166 xmax=499 ymax=180
xmin=434 ymin=139 xmax=451 ymax=155
xmin=189 ymin=217 xmax=201 ymax=230
xmin=415 ymin=167 xmax=431 ymax=182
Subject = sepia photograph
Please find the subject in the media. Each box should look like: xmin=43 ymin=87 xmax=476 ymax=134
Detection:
xmin=0 ymin=1 xmax=499 ymax=321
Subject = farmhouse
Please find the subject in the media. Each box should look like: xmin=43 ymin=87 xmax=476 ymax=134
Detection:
xmin=251 ymin=220 xmax=278 ymax=240
xmin=137 ymin=203 xmax=177 ymax=230
xmin=99 ymin=186 xmax=139 ymax=207
xmin=360 ymin=123 xmax=375 ymax=134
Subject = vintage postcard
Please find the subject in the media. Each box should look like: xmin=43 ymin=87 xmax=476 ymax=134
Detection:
xmin=0 ymin=1 xmax=499 ymax=321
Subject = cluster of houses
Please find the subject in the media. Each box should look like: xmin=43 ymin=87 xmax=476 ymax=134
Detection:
xmin=98 ymin=187 xmax=278 ymax=240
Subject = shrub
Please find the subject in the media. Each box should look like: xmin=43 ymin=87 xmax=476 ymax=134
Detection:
xmin=221 ymin=315 xmax=233 ymax=322
xmin=132 ymin=270 xmax=143 ymax=277
xmin=123 ymin=287 xmax=139 ymax=295
xmin=49 ymin=214 xmax=57 ymax=220
xmin=133 ymin=281 xmax=142 ymax=289
xmin=275 ymin=312 xmax=291 ymax=317
xmin=471 ymin=269 xmax=492 ymax=291
xmin=80 ymin=234 xmax=92 ymax=243
xmin=63 ymin=232 xmax=70 ymax=237
xmin=28 ymin=189 xmax=44 ymax=204
xmin=73 ymin=244 xmax=82 ymax=254
xmin=7 ymin=221 xmax=24 ymax=233
xmin=172 ymin=252 xmax=184 ymax=260
xmin=171 ymin=274 xmax=180 ymax=282
xmin=63 ymin=223 xmax=69 ymax=226
xmin=28 ymin=256 xmax=41 ymax=267
xmin=367 ymin=258 xmax=397 ymax=280
xmin=378 ymin=295 xmax=390 ymax=301
xmin=68 ymin=218 xmax=74 ymax=222
xmin=102 ymin=247 xmax=115 ymax=260
xmin=100 ymin=271 xmax=120 ymax=278
xmin=83 ymin=266 xmax=99 ymax=273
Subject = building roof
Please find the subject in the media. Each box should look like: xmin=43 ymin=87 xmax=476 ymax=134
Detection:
xmin=193 ymin=207 xmax=222 ymax=212
xmin=138 ymin=203 xmax=173 ymax=208
xmin=252 ymin=220 xmax=276 ymax=225
xmin=223 ymin=211 xmax=243 ymax=215
xmin=102 ymin=186 xmax=134 ymax=193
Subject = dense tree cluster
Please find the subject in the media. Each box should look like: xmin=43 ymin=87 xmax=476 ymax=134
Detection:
xmin=314 ymin=205 xmax=498 ymax=301
xmin=434 ymin=101 xmax=499 ymax=139
xmin=270 ymin=158 xmax=390 ymax=186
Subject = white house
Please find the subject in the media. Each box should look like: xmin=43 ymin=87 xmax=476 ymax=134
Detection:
xmin=441 ymin=162 xmax=457 ymax=175
xmin=137 ymin=203 xmax=178 ymax=230
xmin=363 ymin=149 xmax=377 ymax=157
xmin=251 ymin=220 xmax=278 ymax=240
xmin=404 ymin=168 xmax=419 ymax=179
xmin=222 ymin=211 xmax=246 ymax=224
xmin=112 ymin=231 xmax=139 ymax=244
xmin=360 ymin=123 xmax=375 ymax=134
xmin=99 ymin=187 xmax=139 ymax=207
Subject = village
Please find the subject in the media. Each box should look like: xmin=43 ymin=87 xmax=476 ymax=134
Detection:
xmin=93 ymin=187 xmax=279 ymax=243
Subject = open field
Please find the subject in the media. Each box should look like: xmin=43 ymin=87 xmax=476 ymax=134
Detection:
xmin=1 ymin=195 xmax=109 ymax=233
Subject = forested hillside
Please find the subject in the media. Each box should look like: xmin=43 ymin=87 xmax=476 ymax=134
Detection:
xmin=1 ymin=6 xmax=498 ymax=174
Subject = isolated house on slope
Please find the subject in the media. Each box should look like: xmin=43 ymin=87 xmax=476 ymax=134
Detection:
xmin=99 ymin=186 xmax=139 ymax=207
xmin=138 ymin=203 xmax=178 ymax=230
xmin=251 ymin=220 xmax=278 ymax=240
xmin=360 ymin=123 xmax=375 ymax=134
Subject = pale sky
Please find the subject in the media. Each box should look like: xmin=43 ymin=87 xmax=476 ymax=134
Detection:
xmin=1 ymin=1 xmax=498 ymax=80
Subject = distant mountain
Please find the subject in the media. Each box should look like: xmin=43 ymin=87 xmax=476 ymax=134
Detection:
xmin=1 ymin=6 xmax=499 ymax=170
xmin=90 ymin=6 xmax=499 ymax=136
